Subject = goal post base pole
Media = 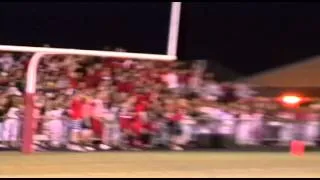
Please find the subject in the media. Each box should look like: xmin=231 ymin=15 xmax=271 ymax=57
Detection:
xmin=21 ymin=52 xmax=44 ymax=154
xmin=22 ymin=92 xmax=34 ymax=154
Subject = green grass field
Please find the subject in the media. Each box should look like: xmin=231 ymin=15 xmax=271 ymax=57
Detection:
xmin=1 ymin=151 xmax=320 ymax=178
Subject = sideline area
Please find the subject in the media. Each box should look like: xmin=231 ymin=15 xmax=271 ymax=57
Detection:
xmin=1 ymin=152 xmax=320 ymax=178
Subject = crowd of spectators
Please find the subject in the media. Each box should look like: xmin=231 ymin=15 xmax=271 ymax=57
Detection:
xmin=0 ymin=48 xmax=319 ymax=152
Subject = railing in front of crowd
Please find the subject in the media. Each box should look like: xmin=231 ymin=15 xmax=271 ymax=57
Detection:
xmin=179 ymin=118 xmax=320 ymax=149
xmin=1 ymin=117 xmax=319 ymax=151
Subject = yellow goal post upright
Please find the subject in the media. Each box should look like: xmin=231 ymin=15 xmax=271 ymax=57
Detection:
xmin=0 ymin=45 xmax=176 ymax=154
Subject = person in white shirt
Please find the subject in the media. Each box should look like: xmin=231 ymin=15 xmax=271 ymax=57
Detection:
xmin=277 ymin=111 xmax=295 ymax=146
xmin=250 ymin=111 xmax=264 ymax=145
xmin=0 ymin=108 xmax=4 ymax=147
xmin=187 ymin=71 xmax=202 ymax=94
xmin=43 ymin=102 xmax=64 ymax=147
xmin=162 ymin=70 xmax=179 ymax=92
xmin=3 ymin=99 xmax=23 ymax=147
xmin=201 ymin=78 xmax=223 ymax=102
xmin=235 ymin=110 xmax=260 ymax=145
xmin=56 ymin=75 xmax=70 ymax=89
xmin=7 ymin=85 xmax=22 ymax=97
xmin=219 ymin=110 xmax=237 ymax=147
xmin=91 ymin=97 xmax=113 ymax=150
xmin=198 ymin=105 xmax=223 ymax=120
xmin=122 ymin=59 xmax=134 ymax=69
xmin=101 ymin=103 xmax=119 ymax=149
xmin=177 ymin=114 xmax=195 ymax=147
xmin=234 ymin=83 xmax=256 ymax=100
xmin=304 ymin=111 xmax=319 ymax=146
xmin=0 ymin=53 xmax=14 ymax=72
xmin=0 ymin=97 xmax=9 ymax=148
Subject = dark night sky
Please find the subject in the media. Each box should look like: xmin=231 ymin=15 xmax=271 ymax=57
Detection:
xmin=1 ymin=2 xmax=320 ymax=75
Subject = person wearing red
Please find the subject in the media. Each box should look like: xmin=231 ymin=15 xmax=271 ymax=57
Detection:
xmin=85 ymin=68 xmax=101 ymax=88
xmin=67 ymin=69 xmax=80 ymax=89
xmin=117 ymin=75 xmax=135 ymax=94
xmin=129 ymin=101 xmax=147 ymax=149
xmin=91 ymin=100 xmax=103 ymax=139
xmin=32 ymin=94 xmax=45 ymax=136
xmin=80 ymin=95 xmax=96 ymax=151
xmin=67 ymin=91 xmax=86 ymax=151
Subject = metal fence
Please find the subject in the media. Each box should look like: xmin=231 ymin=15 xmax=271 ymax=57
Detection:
xmin=1 ymin=117 xmax=320 ymax=151
xmin=173 ymin=118 xmax=320 ymax=148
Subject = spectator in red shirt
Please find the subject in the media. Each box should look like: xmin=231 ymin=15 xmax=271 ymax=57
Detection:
xmin=67 ymin=92 xmax=86 ymax=151
xmin=68 ymin=72 xmax=79 ymax=89
xmin=85 ymin=68 xmax=101 ymax=88
xmin=128 ymin=100 xmax=149 ymax=149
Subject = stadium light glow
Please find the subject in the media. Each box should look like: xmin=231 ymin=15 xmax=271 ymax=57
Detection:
xmin=282 ymin=95 xmax=301 ymax=105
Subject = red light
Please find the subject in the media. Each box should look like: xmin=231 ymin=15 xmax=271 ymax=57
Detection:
xmin=282 ymin=95 xmax=301 ymax=105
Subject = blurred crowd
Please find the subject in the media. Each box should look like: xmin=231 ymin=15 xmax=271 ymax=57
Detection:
xmin=0 ymin=49 xmax=319 ymax=152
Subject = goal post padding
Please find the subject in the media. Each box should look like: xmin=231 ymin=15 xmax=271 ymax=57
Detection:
xmin=0 ymin=45 xmax=177 ymax=154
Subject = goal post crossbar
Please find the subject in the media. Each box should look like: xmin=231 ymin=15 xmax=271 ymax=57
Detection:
xmin=0 ymin=44 xmax=176 ymax=154
xmin=0 ymin=45 xmax=176 ymax=61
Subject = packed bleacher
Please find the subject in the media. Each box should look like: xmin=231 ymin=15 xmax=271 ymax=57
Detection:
xmin=0 ymin=49 xmax=319 ymax=152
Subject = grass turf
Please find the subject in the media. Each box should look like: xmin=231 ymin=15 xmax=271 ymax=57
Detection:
xmin=0 ymin=151 xmax=320 ymax=178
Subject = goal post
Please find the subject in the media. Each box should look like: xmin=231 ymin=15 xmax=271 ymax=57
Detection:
xmin=0 ymin=45 xmax=177 ymax=154
xmin=167 ymin=2 xmax=181 ymax=57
